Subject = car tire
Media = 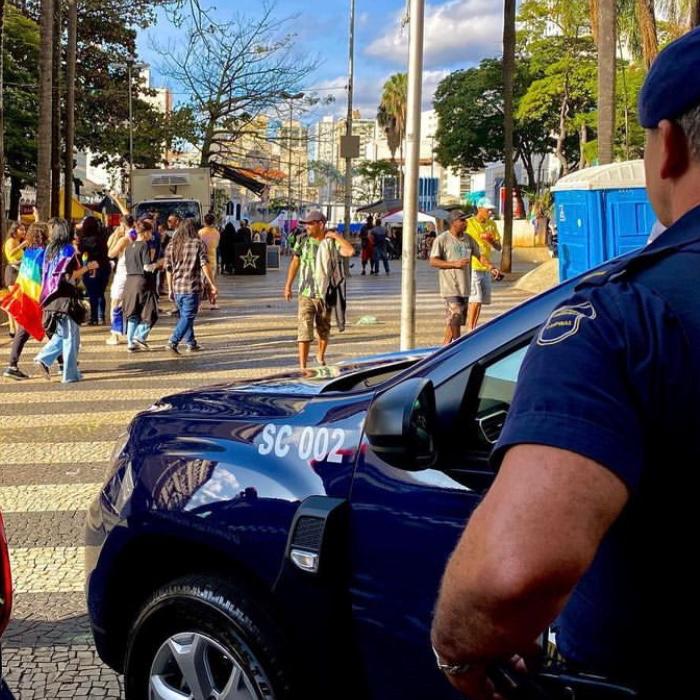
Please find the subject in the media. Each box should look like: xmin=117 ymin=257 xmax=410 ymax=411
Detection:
xmin=124 ymin=575 xmax=292 ymax=700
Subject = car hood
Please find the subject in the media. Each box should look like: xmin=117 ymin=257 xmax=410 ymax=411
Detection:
xmin=151 ymin=348 xmax=434 ymax=418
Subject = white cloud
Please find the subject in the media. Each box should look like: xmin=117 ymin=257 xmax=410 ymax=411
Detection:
xmin=310 ymin=68 xmax=450 ymax=121
xmin=366 ymin=0 xmax=503 ymax=69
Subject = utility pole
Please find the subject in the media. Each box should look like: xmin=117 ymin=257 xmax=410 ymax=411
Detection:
xmin=343 ymin=0 xmax=356 ymax=236
xmin=400 ymin=0 xmax=425 ymax=351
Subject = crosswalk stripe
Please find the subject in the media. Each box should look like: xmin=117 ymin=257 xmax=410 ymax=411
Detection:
xmin=9 ymin=547 xmax=84 ymax=593
xmin=0 ymin=388 xmax=169 ymax=405
xmin=0 ymin=484 xmax=101 ymax=513
xmin=0 ymin=441 xmax=114 ymax=465
xmin=0 ymin=411 xmax=136 ymax=430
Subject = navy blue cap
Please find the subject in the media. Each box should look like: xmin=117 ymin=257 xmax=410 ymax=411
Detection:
xmin=639 ymin=27 xmax=700 ymax=128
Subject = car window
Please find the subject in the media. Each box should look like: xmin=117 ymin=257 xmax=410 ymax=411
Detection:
xmin=475 ymin=345 xmax=528 ymax=445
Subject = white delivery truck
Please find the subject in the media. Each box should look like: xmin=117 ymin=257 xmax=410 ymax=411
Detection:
xmin=130 ymin=168 xmax=211 ymax=225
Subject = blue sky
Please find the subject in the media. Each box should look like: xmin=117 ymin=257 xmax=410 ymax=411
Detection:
xmin=137 ymin=0 xmax=504 ymax=120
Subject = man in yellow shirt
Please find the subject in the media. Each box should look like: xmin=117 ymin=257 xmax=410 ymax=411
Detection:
xmin=466 ymin=199 xmax=502 ymax=331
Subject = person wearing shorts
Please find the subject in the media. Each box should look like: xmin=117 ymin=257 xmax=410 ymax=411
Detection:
xmin=430 ymin=210 xmax=480 ymax=344
xmin=283 ymin=211 xmax=354 ymax=370
xmin=466 ymin=199 xmax=502 ymax=331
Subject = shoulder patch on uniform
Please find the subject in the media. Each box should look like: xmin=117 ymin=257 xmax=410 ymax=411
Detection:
xmin=537 ymin=302 xmax=597 ymax=346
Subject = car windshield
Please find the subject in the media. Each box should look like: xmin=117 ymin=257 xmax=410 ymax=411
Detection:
xmin=134 ymin=200 xmax=201 ymax=223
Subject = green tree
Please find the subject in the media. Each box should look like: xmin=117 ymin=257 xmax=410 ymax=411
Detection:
xmin=355 ymin=159 xmax=398 ymax=204
xmin=3 ymin=4 xmax=39 ymax=218
xmin=433 ymin=58 xmax=550 ymax=190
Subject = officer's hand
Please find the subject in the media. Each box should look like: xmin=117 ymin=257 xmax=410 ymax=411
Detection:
xmin=445 ymin=666 xmax=504 ymax=700
xmin=283 ymin=286 xmax=293 ymax=302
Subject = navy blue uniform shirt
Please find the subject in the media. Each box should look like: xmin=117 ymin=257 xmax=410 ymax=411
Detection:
xmin=492 ymin=205 xmax=700 ymax=693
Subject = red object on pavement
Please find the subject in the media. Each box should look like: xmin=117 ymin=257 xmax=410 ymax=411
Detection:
xmin=0 ymin=513 xmax=13 ymax=636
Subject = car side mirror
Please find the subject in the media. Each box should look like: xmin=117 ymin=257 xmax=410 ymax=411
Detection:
xmin=365 ymin=378 xmax=437 ymax=471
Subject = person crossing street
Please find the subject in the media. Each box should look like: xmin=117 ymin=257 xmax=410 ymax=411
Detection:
xmin=164 ymin=219 xmax=218 ymax=354
xmin=283 ymin=211 xmax=354 ymax=370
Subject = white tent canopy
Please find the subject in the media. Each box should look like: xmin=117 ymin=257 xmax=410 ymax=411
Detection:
xmin=381 ymin=210 xmax=436 ymax=225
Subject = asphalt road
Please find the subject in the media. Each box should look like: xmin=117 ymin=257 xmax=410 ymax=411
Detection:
xmin=0 ymin=252 xmax=537 ymax=698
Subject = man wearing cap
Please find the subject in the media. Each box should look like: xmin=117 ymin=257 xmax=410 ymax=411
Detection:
xmin=466 ymin=200 xmax=502 ymax=332
xmin=432 ymin=28 xmax=700 ymax=699
xmin=429 ymin=210 xmax=481 ymax=344
xmin=283 ymin=211 xmax=354 ymax=369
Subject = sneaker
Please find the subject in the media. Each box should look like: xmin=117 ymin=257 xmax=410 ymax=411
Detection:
xmin=127 ymin=345 xmax=139 ymax=353
xmin=106 ymin=334 xmax=123 ymax=346
xmin=165 ymin=342 xmax=180 ymax=355
xmin=3 ymin=366 xmax=29 ymax=380
xmin=35 ymin=360 xmax=51 ymax=381
xmin=133 ymin=339 xmax=150 ymax=351
xmin=185 ymin=343 xmax=204 ymax=352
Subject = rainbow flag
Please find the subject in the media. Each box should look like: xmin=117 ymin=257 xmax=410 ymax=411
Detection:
xmin=1 ymin=248 xmax=46 ymax=341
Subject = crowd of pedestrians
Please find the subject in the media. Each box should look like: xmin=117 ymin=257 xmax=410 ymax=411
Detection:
xmin=2 ymin=203 xmax=508 ymax=382
xmin=0 ymin=210 xmax=222 ymax=383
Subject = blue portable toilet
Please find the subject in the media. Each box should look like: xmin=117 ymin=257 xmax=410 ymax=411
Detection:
xmin=552 ymin=161 xmax=656 ymax=281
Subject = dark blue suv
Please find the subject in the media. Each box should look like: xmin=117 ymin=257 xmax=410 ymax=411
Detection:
xmin=85 ymin=267 xmax=633 ymax=700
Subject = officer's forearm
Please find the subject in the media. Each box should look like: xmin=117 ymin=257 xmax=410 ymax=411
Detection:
xmin=432 ymin=508 xmax=572 ymax=664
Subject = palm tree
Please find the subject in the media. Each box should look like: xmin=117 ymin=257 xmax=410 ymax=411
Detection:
xmin=63 ymin=0 xmax=78 ymax=220
xmin=37 ymin=0 xmax=54 ymax=219
xmin=502 ymin=0 xmax=516 ymax=274
xmin=597 ymin=0 xmax=616 ymax=164
xmin=616 ymin=0 xmax=658 ymax=68
xmin=378 ymin=73 xmax=407 ymax=196
xmin=692 ymin=1 xmax=700 ymax=25
xmin=50 ymin=0 xmax=61 ymax=217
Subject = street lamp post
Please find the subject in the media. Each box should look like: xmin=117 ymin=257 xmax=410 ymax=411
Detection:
xmin=280 ymin=92 xmax=304 ymax=237
xmin=344 ymin=0 xmax=356 ymax=238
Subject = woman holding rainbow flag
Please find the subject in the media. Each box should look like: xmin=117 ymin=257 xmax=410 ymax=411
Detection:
xmin=34 ymin=220 xmax=98 ymax=383
xmin=1 ymin=222 xmax=48 ymax=379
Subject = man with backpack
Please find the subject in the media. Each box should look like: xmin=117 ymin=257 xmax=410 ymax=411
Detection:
xmin=283 ymin=211 xmax=354 ymax=369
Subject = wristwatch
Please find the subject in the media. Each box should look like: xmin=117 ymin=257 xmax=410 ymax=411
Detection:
xmin=432 ymin=645 xmax=473 ymax=676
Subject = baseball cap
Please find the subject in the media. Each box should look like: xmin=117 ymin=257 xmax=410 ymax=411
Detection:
xmin=447 ymin=210 xmax=469 ymax=223
xmin=300 ymin=210 xmax=327 ymax=224
xmin=638 ymin=27 xmax=700 ymax=128
xmin=477 ymin=198 xmax=496 ymax=210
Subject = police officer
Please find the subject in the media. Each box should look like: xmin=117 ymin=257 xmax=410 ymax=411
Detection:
xmin=431 ymin=28 xmax=700 ymax=700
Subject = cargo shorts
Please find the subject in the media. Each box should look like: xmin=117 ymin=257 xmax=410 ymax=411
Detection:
xmin=445 ymin=296 xmax=468 ymax=326
xmin=298 ymin=296 xmax=332 ymax=343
